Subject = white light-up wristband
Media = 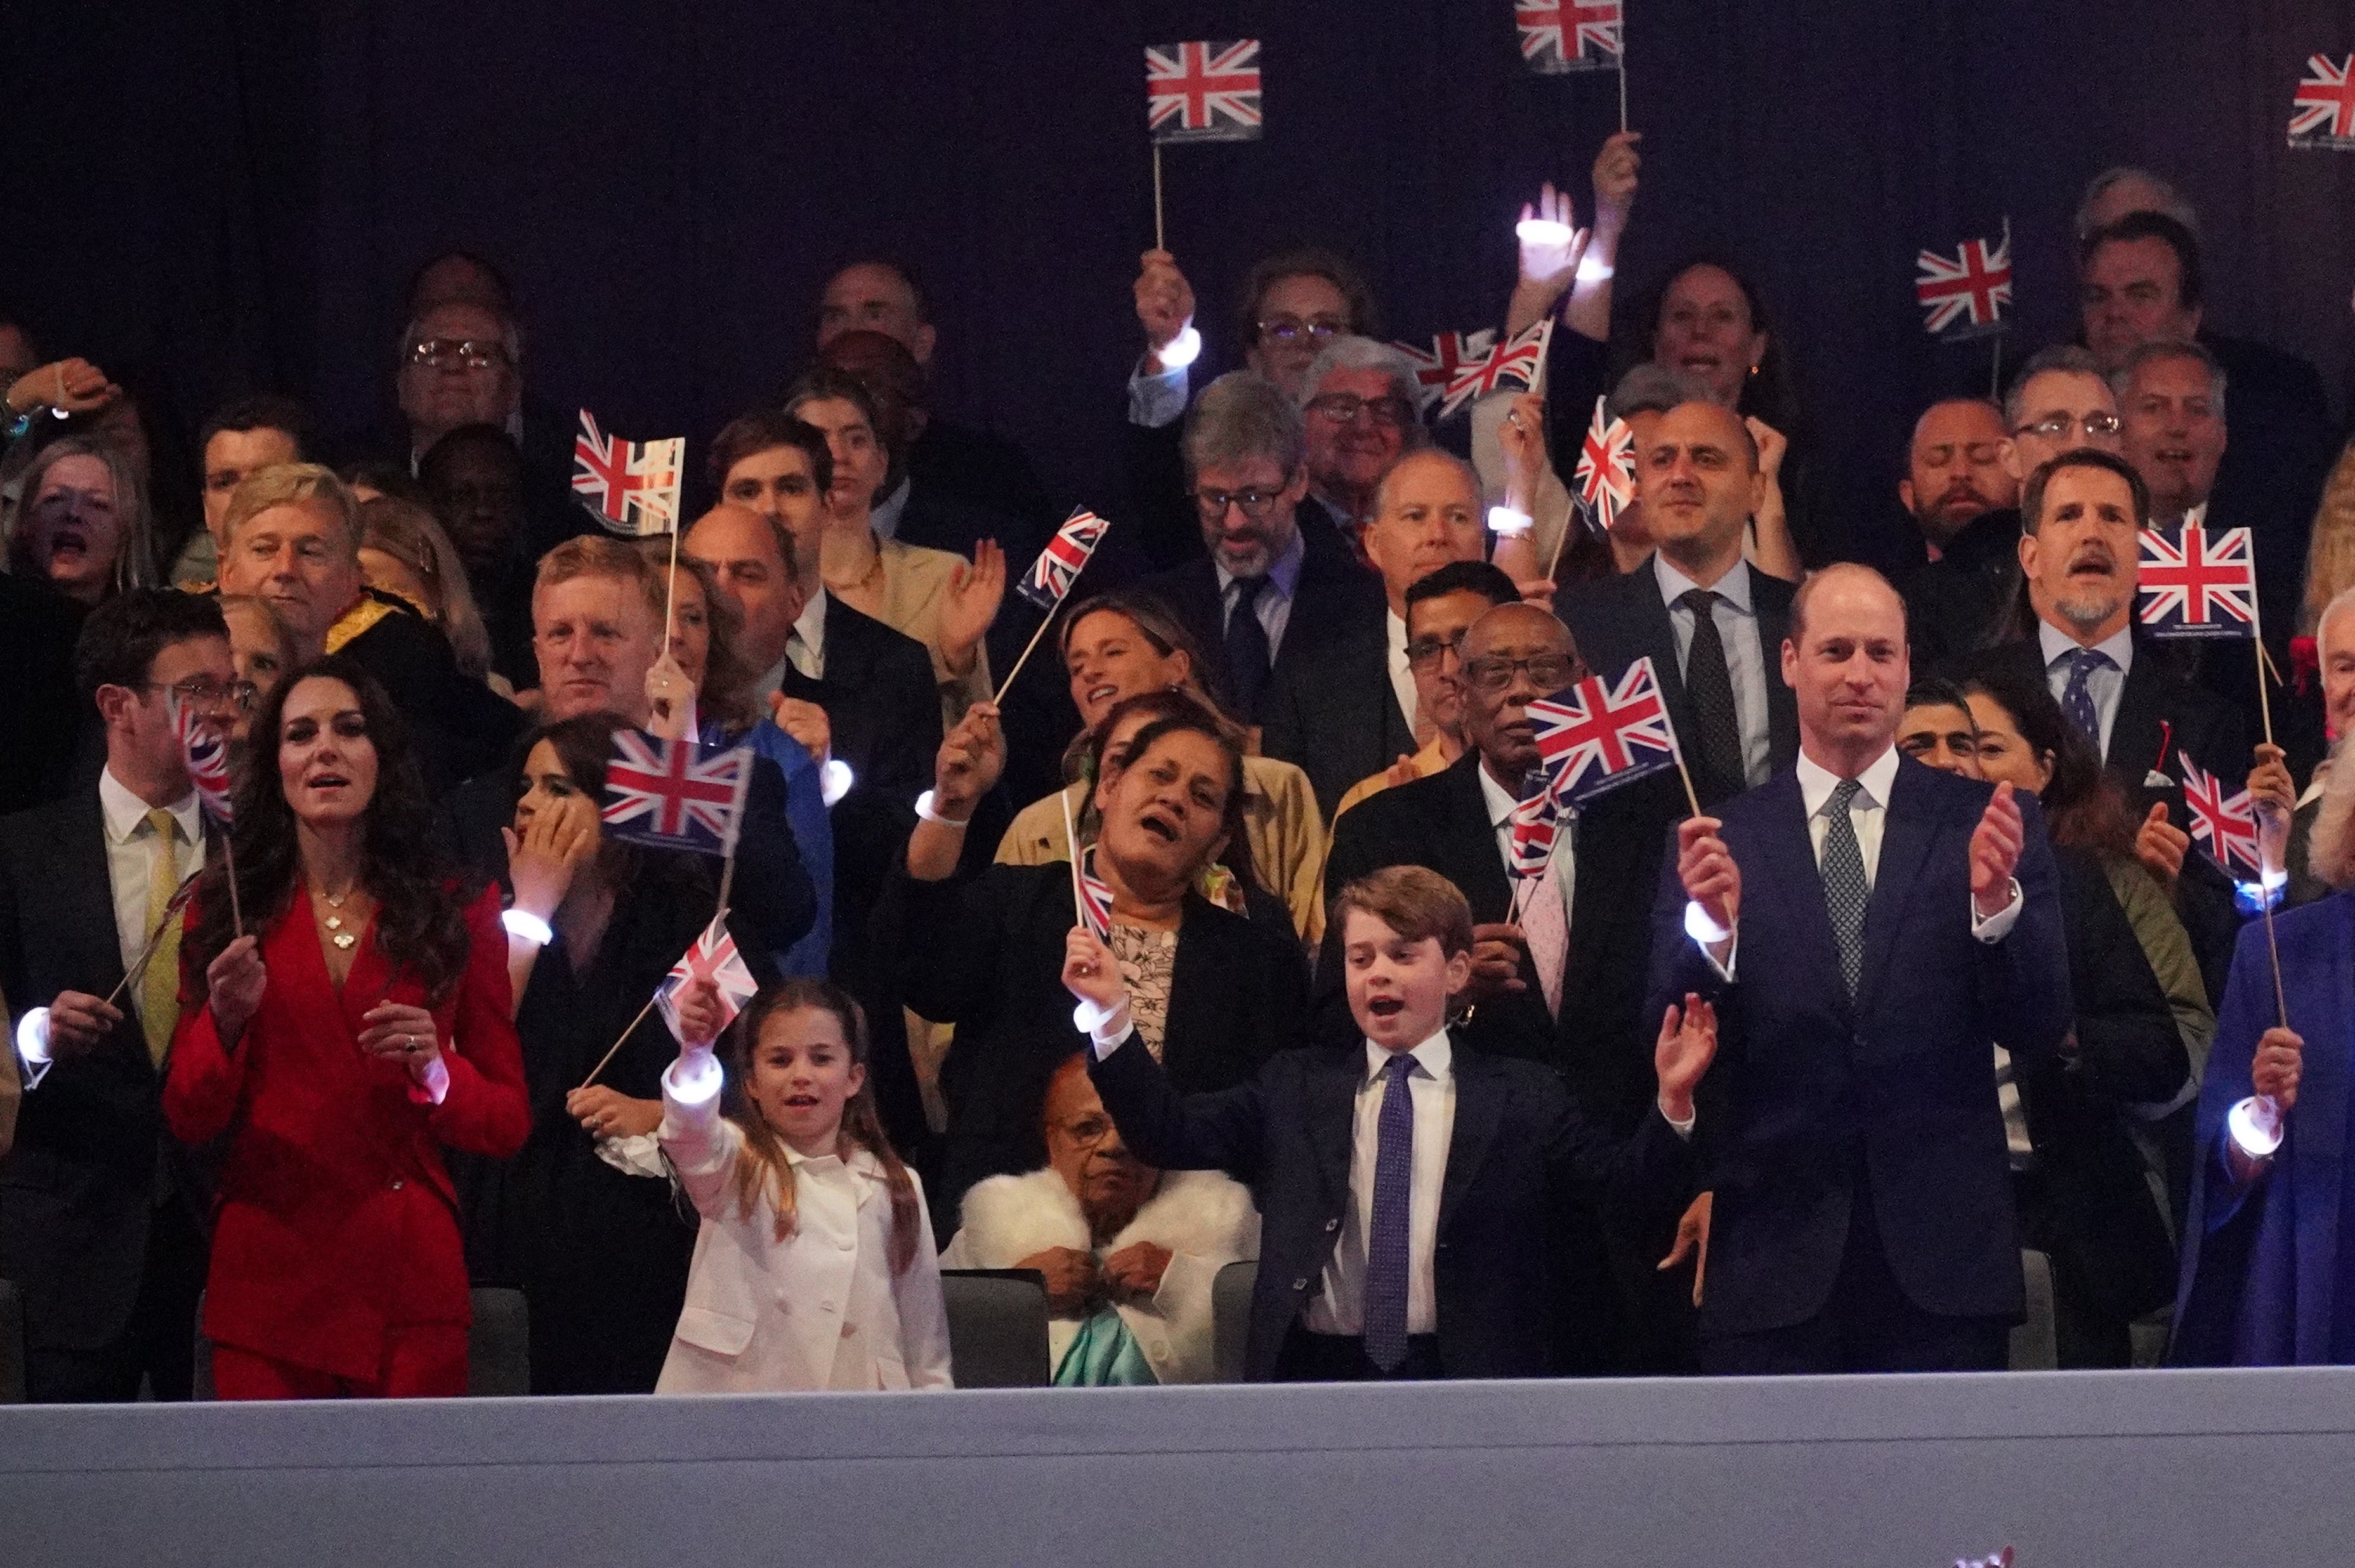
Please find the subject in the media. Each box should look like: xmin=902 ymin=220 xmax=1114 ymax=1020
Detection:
xmin=501 ymin=908 xmax=554 ymax=947
xmin=1684 ymin=900 xmax=1733 ymax=947
xmin=2227 ymin=1096 xmax=2285 ymax=1161
xmin=1488 ymin=506 xmax=1535 ymax=539
xmin=820 ymin=758 xmax=855 ymax=808
xmin=915 ymin=790 xmax=970 ymax=828
xmin=1157 ymin=325 xmax=1202 ymax=370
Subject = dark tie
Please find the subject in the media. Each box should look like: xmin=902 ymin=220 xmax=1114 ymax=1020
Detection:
xmin=2059 ymin=647 xmax=2112 ymax=751
xmin=1677 ymin=588 xmax=1746 ymax=801
xmin=1223 ymin=573 xmax=1274 ymax=721
xmin=1820 ymin=778 xmax=1869 ymax=999
xmin=1363 ymin=1054 xmax=1417 ymax=1373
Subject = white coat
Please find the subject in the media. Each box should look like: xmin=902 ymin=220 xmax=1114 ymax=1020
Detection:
xmin=655 ymin=1066 xmax=952 ymax=1394
xmin=940 ymin=1166 xmax=1259 ymax=1384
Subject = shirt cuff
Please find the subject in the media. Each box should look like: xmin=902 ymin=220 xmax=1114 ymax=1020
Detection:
xmin=407 ymin=1054 xmax=452 ymax=1106
xmin=1127 ymin=361 xmax=1190 ymax=428
xmin=1970 ymin=878 xmax=2023 ymax=942
xmin=1658 ymin=1099 xmax=1696 ymax=1140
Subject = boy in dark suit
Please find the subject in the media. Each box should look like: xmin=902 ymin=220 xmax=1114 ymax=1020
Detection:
xmin=1073 ymin=865 xmax=1713 ymax=1381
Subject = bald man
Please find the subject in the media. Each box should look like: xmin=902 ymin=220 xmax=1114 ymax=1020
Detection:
xmin=1262 ymin=448 xmax=1489 ymax=818
xmin=1653 ymin=564 xmax=2068 ymax=1373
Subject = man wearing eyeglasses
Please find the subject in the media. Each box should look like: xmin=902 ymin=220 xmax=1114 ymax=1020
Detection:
xmin=1138 ymin=372 xmax=1384 ymax=729
xmin=0 ymin=590 xmax=236 ymax=1402
xmin=1903 ymin=347 xmax=2123 ymax=666
xmin=1294 ymin=337 xmax=1429 ymax=548
xmin=1124 ymin=247 xmax=1381 ymax=570
xmin=397 ymin=302 xmax=523 ymax=465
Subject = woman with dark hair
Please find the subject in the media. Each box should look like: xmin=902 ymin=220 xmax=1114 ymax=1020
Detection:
xmin=994 ymin=592 xmax=1327 ymax=943
xmin=1958 ymin=657 xmax=2203 ymax=1366
xmin=882 ymin=697 xmax=1308 ymax=1213
xmin=473 ymin=710 xmax=771 ymax=1394
xmin=162 ymin=657 xmax=528 ymax=1398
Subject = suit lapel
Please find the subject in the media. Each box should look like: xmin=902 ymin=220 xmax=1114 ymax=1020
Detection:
xmin=1753 ymin=577 xmax=1801 ymax=768
xmin=1305 ymin=1048 xmax=1362 ymax=1216
xmin=1438 ymin=757 xmax=1513 ymax=922
xmin=1436 ymin=1049 xmax=1503 ymax=1238
xmin=1625 ymin=568 xmax=1695 ymax=738
xmin=58 ymin=793 xmax=129 ymax=998
xmin=1752 ymin=770 xmax=1849 ymax=1012
xmin=1855 ymin=761 xmax=1938 ymax=1015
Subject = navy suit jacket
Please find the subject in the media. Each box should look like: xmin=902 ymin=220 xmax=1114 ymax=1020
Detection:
xmin=1648 ymin=757 xmax=2071 ymax=1337
xmin=1089 ymin=1031 xmax=1693 ymax=1380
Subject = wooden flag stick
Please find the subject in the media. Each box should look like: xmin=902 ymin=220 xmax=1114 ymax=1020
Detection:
xmin=1059 ymin=789 xmax=1088 ymax=928
xmin=1615 ymin=53 xmax=1629 ymax=134
xmin=223 ymin=833 xmax=243 ymax=938
xmin=579 ymin=991 xmax=664 ymax=1093
xmin=101 ymin=875 xmax=200 ymax=1011
xmin=1152 ymin=142 xmax=1167 ymax=253
xmin=2261 ymin=893 xmax=2290 ymax=1031
xmin=993 ymin=602 xmax=1062 ymax=705
xmin=2253 ymin=602 xmax=2278 ymax=748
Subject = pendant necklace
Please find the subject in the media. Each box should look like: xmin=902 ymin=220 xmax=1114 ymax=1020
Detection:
xmin=319 ymin=883 xmax=358 ymax=950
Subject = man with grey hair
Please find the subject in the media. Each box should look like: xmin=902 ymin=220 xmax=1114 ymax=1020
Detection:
xmin=1296 ymin=336 xmax=1429 ymax=545
xmin=2073 ymin=165 xmax=2201 ymax=244
xmin=1138 ymin=372 xmax=1382 ymax=723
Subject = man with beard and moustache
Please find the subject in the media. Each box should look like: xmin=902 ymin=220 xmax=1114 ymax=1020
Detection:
xmin=1897 ymin=399 xmax=2016 ymax=565
xmin=1905 ymin=348 xmax=2123 ymax=665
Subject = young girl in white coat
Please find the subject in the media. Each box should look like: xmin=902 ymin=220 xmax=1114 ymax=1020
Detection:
xmin=655 ymin=977 xmax=953 ymax=1392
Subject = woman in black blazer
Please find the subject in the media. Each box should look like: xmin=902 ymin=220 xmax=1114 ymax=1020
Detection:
xmin=878 ymin=693 xmax=1308 ymax=1215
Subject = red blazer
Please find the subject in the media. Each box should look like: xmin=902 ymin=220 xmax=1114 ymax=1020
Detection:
xmin=163 ymin=884 xmax=528 ymax=1380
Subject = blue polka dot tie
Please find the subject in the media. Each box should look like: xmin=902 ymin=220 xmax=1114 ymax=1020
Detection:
xmin=2059 ymin=646 xmax=2113 ymax=751
xmin=1362 ymin=1054 xmax=1417 ymax=1372
xmin=1820 ymin=778 xmax=1870 ymax=1000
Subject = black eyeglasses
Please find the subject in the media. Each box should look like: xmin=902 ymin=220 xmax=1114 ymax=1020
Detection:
xmin=1305 ymin=392 xmax=1414 ymax=429
xmin=1461 ymin=653 xmax=1583 ymax=695
xmin=1405 ymin=629 xmax=1471 ymax=671
xmin=1192 ymin=487 xmax=1285 ymax=521
xmin=407 ymin=338 xmax=511 ymax=371
xmin=1256 ymin=315 xmax=1346 ymax=344
xmin=2015 ymin=411 xmax=2122 ymax=441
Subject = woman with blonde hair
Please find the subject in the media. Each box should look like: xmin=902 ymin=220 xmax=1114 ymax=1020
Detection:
xmin=8 ymin=435 xmax=157 ymax=605
xmin=359 ymin=494 xmax=501 ymax=689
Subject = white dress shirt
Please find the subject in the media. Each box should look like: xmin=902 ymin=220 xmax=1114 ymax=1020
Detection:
xmin=1129 ymin=358 xmax=1191 ymax=428
xmin=1698 ymin=745 xmax=2021 ymax=975
xmin=786 ymin=587 xmax=830 ymax=681
xmin=97 ymin=769 xmax=204 ymax=997
xmin=2037 ymin=620 xmax=2135 ymax=764
xmin=1655 ymin=554 xmax=1772 ymax=788
xmin=1386 ymin=608 xmax=1417 ymax=736
xmin=1302 ymin=1030 xmax=1455 ymax=1338
xmin=1476 ymin=759 xmax=1576 ymax=917
xmin=1216 ymin=526 xmax=1304 ymax=659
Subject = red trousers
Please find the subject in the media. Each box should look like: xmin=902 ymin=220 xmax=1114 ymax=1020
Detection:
xmin=212 ymin=1323 xmax=469 ymax=1399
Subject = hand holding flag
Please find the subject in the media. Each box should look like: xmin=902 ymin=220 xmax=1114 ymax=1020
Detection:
xmin=657 ymin=917 xmax=760 ymax=1047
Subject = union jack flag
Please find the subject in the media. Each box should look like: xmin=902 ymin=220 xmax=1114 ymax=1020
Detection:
xmin=170 ymin=695 xmax=234 ymax=825
xmin=1017 ymin=507 xmax=1110 ymax=612
xmin=2138 ymin=523 xmax=2258 ymax=639
xmin=2290 ymin=53 xmax=2355 ymax=141
xmin=1077 ymin=848 xmax=1117 ymax=941
xmin=572 ymin=409 xmax=684 ymax=537
xmin=1572 ymin=395 xmax=1637 ymax=537
xmin=1437 ymin=321 xmax=1549 ymax=419
xmin=1527 ymin=657 xmax=1681 ymax=806
xmin=1515 ymin=0 xmax=1624 ymax=74
xmin=656 ymin=916 xmax=761 ymax=1045
xmin=2179 ymin=753 xmax=2262 ymax=879
xmin=1915 ymin=230 xmax=2012 ymax=337
xmin=1146 ymin=41 xmax=1262 ymax=143
xmin=1391 ymin=330 xmax=1497 ymax=410
xmin=1507 ymin=783 xmax=1566 ymax=879
xmin=602 ymin=731 xmax=751 ymax=858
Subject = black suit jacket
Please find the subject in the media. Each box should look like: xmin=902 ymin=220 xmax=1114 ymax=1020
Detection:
xmin=1558 ymin=558 xmax=1801 ymax=809
xmin=0 ymin=790 xmax=208 ymax=1355
xmin=1650 ymin=759 xmax=2071 ymax=1338
xmin=1138 ymin=501 xmax=1383 ymax=719
xmin=881 ymin=859 xmax=1308 ymax=1213
xmin=1258 ymin=610 xmax=1412 ymax=821
xmin=1318 ymin=752 xmax=1665 ymax=1128
xmin=1978 ymin=634 xmax=2248 ymax=799
xmin=906 ymin=415 xmax=1054 ymax=552
xmin=1900 ymin=507 xmax=2022 ymax=667
xmin=1090 ymin=1031 xmax=1693 ymax=1380
xmin=340 ymin=590 xmax=523 ymax=790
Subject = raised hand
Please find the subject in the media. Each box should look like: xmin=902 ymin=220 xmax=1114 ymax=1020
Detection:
xmin=1499 ymin=391 xmax=1549 ymax=507
xmin=2252 ymin=1026 xmax=2304 ymax=1113
xmin=667 ymin=976 xmax=725 ymax=1049
xmin=1676 ymin=816 xmax=1740 ymax=938
xmin=2249 ymin=742 xmax=2296 ymax=874
xmin=5 ymin=358 xmax=117 ymax=421
xmin=1134 ymin=249 xmax=1197 ymax=370
xmin=1509 ymin=184 xmax=1592 ymax=336
xmin=769 ymin=693 xmax=832 ymax=768
xmin=644 ymin=652 xmax=696 ymax=741
xmin=1591 ymin=131 xmax=1642 ymax=226
xmin=932 ymin=700 xmax=1004 ymax=814
xmin=1653 ymin=993 xmax=1717 ymax=1121
xmin=502 ymin=792 xmax=597 ymax=923
xmin=206 ymin=935 xmax=268 ymax=1047
xmin=938 ymin=540 xmax=1007 ymax=675
xmin=1969 ymin=780 xmax=2024 ymax=917
xmin=1061 ymin=925 xmax=1127 ymax=1015
xmin=2135 ymin=800 xmax=2188 ymax=884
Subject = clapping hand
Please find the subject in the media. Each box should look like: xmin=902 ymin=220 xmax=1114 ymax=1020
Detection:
xmin=6 ymin=358 xmax=116 ymax=421
xmin=1657 ymin=1191 xmax=1712 ymax=1307
xmin=1968 ymin=781 xmax=2024 ymax=918
xmin=938 ymin=540 xmax=1006 ymax=676
xmin=1653 ymin=993 xmax=1717 ymax=1122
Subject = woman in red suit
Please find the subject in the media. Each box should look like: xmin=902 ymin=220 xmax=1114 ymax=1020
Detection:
xmin=164 ymin=655 xmax=530 ymax=1398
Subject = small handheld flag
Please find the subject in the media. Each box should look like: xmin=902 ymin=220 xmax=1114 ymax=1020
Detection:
xmin=1506 ymin=784 xmax=1565 ymax=879
xmin=1016 ymin=507 xmax=1110 ymax=612
xmin=1438 ymin=321 xmax=1548 ymax=419
xmin=1527 ymin=657 xmax=1681 ymax=806
xmin=1146 ymin=41 xmax=1263 ymax=143
xmin=1571 ymin=395 xmax=1637 ymax=537
xmin=601 ymin=731 xmax=751 ymax=858
xmin=572 ymin=410 xmax=684 ymax=537
xmin=2179 ymin=753 xmax=2263 ymax=879
xmin=1516 ymin=0 xmax=1623 ymax=74
xmin=656 ymin=917 xmax=761 ymax=1046
xmin=171 ymin=696 xmax=234 ymax=826
xmin=1077 ymin=848 xmax=1117 ymax=942
xmin=2290 ymin=53 xmax=2355 ymax=146
xmin=2137 ymin=523 xmax=2258 ymax=640
xmin=1391 ymin=330 xmax=1497 ymax=412
xmin=1915 ymin=228 xmax=2012 ymax=339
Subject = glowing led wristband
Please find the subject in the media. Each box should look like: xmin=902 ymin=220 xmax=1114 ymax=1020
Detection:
xmin=16 ymin=1006 xmax=51 ymax=1067
xmin=1072 ymin=996 xmax=1132 ymax=1045
xmin=1575 ymin=256 xmax=1615 ymax=283
xmin=1515 ymin=217 xmax=1573 ymax=247
xmin=915 ymin=789 xmax=970 ymax=828
xmin=1684 ymin=899 xmax=1733 ymax=947
xmin=2227 ymin=1095 xmax=2284 ymax=1160
xmin=1488 ymin=506 xmax=1535 ymax=539
xmin=820 ymin=758 xmax=855 ymax=808
xmin=1157 ymin=325 xmax=1202 ymax=370
xmin=501 ymin=908 xmax=554 ymax=947
xmin=666 ymin=1046 xmax=725 ymax=1107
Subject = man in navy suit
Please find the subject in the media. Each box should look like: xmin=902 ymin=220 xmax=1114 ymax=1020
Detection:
xmin=1079 ymin=865 xmax=1714 ymax=1382
xmin=1655 ymin=563 xmax=2070 ymax=1373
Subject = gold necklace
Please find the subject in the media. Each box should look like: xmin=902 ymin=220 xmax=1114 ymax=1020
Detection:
xmin=315 ymin=881 xmax=361 ymax=950
xmin=821 ymin=552 xmax=883 ymax=594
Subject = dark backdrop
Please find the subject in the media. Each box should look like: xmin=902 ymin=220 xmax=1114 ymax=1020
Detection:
xmin=4 ymin=1 xmax=2351 ymax=561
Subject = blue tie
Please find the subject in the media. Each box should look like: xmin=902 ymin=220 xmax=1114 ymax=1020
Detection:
xmin=2059 ymin=647 xmax=2112 ymax=750
xmin=1363 ymin=1054 xmax=1417 ymax=1372
xmin=1223 ymin=573 xmax=1273 ymax=721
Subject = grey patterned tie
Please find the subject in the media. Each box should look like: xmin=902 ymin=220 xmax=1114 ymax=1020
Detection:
xmin=1820 ymin=778 xmax=1870 ymax=999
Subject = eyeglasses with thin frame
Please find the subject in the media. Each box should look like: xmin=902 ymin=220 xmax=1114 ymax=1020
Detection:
xmin=407 ymin=338 xmax=511 ymax=372
xmin=1461 ymin=653 xmax=1584 ymax=695
xmin=1405 ymin=629 xmax=1471 ymax=672
xmin=1192 ymin=487 xmax=1285 ymax=521
xmin=143 ymin=676 xmax=259 ymax=711
xmin=1305 ymin=391 xmax=1414 ymax=429
xmin=1256 ymin=315 xmax=1346 ymax=345
xmin=2014 ymin=411 xmax=2122 ymax=441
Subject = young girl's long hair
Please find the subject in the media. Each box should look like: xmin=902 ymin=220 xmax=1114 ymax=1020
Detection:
xmin=723 ymin=979 xmax=921 ymax=1274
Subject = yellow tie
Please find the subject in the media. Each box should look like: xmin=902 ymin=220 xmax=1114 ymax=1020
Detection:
xmin=141 ymin=809 xmax=183 ymax=1066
